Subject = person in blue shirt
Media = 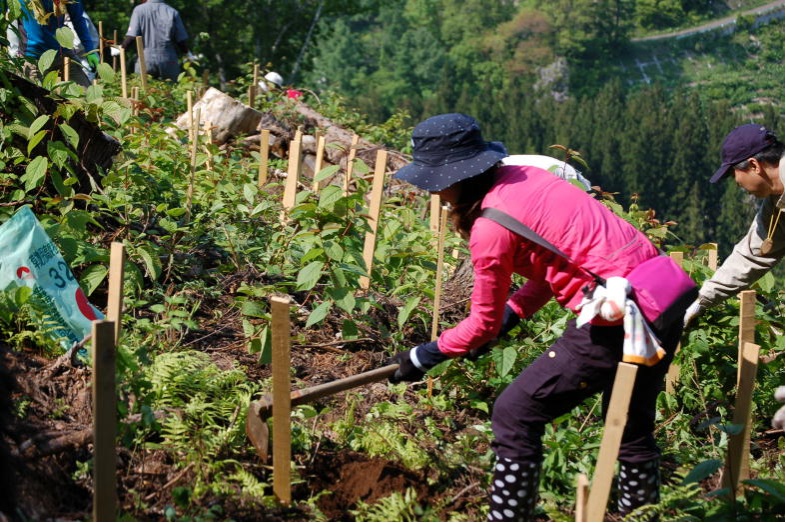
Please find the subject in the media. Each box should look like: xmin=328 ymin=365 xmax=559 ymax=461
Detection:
xmin=15 ymin=0 xmax=99 ymax=87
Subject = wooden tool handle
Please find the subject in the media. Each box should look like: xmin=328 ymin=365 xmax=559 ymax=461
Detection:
xmin=290 ymin=363 xmax=399 ymax=407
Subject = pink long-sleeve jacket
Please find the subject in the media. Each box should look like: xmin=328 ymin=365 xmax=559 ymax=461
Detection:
xmin=438 ymin=165 xmax=660 ymax=357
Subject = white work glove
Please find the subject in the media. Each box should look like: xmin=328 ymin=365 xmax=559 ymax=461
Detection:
xmin=185 ymin=51 xmax=199 ymax=64
xmin=683 ymin=299 xmax=704 ymax=328
xmin=773 ymin=386 xmax=785 ymax=430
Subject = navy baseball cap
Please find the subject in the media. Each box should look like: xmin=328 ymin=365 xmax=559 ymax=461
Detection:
xmin=711 ymin=123 xmax=777 ymax=183
xmin=394 ymin=113 xmax=508 ymax=192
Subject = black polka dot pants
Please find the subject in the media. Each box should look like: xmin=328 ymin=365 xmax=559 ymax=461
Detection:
xmin=617 ymin=459 xmax=660 ymax=516
xmin=487 ymin=457 xmax=540 ymax=521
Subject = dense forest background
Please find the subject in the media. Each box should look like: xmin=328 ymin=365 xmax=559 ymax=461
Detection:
xmin=84 ymin=0 xmax=784 ymax=257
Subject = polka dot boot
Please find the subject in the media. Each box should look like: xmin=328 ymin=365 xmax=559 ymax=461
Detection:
xmin=617 ymin=459 xmax=660 ymax=516
xmin=487 ymin=457 xmax=541 ymax=522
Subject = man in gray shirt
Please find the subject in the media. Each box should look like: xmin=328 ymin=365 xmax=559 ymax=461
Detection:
xmin=121 ymin=0 xmax=190 ymax=81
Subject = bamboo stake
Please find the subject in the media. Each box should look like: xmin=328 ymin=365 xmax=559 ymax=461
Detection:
xmin=722 ymin=341 xmax=760 ymax=498
xmin=186 ymin=90 xmax=194 ymax=144
xmin=258 ymin=129 xmax=270 ymax=187
xmin=250 ymin=63 xmax=259 ymax=108
xmin=204 ymin=120 xmax=213 ymax=171
xmin=359 ymin=150 xmax=387 ymax=290
xmin=586 ymin=363 xmax=638 ymax=522
xmin=343 ymin=134 xmax=359 ymax=195
xmin=92 ymin=319 xmax=116 ymax=522
xmin=106 ymin=242 xmax=125 ymax=345
xmin=112 ymin=30 xmax=118 ymax=71
xmin=666 ymin=251 xmax=685 ymax=394
xmin=98 ymin=21 xmax=104 ymax=63
xmin=119 ymin=46 xmax=127 ymax=98
xmin=184 ymin=107 xmax=201 ymax=224
xmin=431 ymin=205 xmax=448 ymax=341
xmin=131 ymin=86 xmax=139 ymax=117
xmin=312 ymin=133 xmax=326 ymax=192
xmin=270 ymin=296 xmax=292 ymax=505
xmin=135 ymin=36 xmax=147 ymax=92
xmin=63 ymin=56 xmax=70 ymax=82
xmin=575 ymin=473 xmax=590 ymax=522
xmin=282 ymin=138 xmax=302 ymax=215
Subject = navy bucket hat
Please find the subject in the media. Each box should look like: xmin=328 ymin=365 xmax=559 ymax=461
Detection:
xmin=711 ymin=123 xmax=777 ymax=183
xmin=394 ymin=113 xmax=508 ymax=192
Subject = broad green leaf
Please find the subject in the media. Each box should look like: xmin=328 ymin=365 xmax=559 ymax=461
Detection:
xmin=27 ymin=129 xmax=47 ymax=154
xmin=494 ymin=345 xmax=517 ymax=378
xmin=28 ymin=115 xmax=49 ymax=139
xmin=136 ymin=244 xmax=163 ymax=280
xmin=38 ymin=49 xmax=57 ymax=74
xmin=305 ymin=300 xmax=332 ymax=328
xmin=47 ymin=140 xmax=70 ymax=168
xmin=300 ymin=247 xmax=325 ymax=264
xmin=96 ymin=62 xmax=115 ymax=82
xmin=55 ymin=26 xmax=75 ymax=49
xmin=243 ymin=183 xmax=257 ymax=205
xmin=296 ymin=261 xmax=324 ymax=291
xmin=58 ymin=123 xmax=79 ymax=149
xmin=79 ymin=263 xmax=109 ymax=296
xmin=329 ymin=287 xmax=355 ymax=314
xmin=318 ymin=184 xmax=343 ymax=209
xmin=743 ymin=479 xmax=786 ymax=503
xmin=240 ymin=300 xmax=267 ymax=319
xmin=341 ymin=319 xmax=359 ymax=340
xmin=397 ymin=296 xmax=421 ymax=328
xmin=682 ymin=459 xmax=722 ymax=485
xmin=314 ymin=164 xmax=340 ymax=183
xmin=22 ymin=156 xmax=47 ymax=191
xmin=323 ymin=240 xmax=344 ymax=261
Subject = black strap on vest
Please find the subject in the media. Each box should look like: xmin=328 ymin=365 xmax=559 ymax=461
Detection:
xmin=480 ymin=207 xmax=606 ymax=287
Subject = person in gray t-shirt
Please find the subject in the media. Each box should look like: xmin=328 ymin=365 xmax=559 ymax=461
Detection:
xmin=121 ymin=0 xmax=190 ymax=81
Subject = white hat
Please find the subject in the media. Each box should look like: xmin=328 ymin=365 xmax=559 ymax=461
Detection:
xmin=264 ymin=71 xmax=283 ymax=88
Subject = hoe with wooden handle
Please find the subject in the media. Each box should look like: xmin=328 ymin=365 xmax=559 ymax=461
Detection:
xmin=246 ymin=363 xmax=400 ymax=462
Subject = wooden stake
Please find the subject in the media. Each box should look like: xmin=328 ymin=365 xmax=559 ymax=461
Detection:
xmin=63 ymin=56 xmax=70 ymax=82
xmin=106 ymin=242 xmax=125 ymax=345
xmin=258 ymin=129 xmax=270 ymax=187
xmin=575 ymin=473 xmax=589 ymax=522
xmin=135 ymin=36 xmax=147 ymax=92
xmin=666 ymin=251 xmax=684 ymax=394
xmin=119 ymin=46 xmax=127 ymax=98
xmin=92 ymin=319 xmax=116 ymax=522
xmin=586 ymin=362 xmax=638 ymax=522
xmin=429 ymin=194 xmax=441 ymax=233
xmin=204 ymin=120 xmax=213 ymax=171
xmin=312 ymin=133 xmax=326 ymax=192
xmin=722 ymin=341 xmax=760 ymax=498
xmin=719 ymin=290 xmax=757 ymax=495
xmin=359 ymin=150 xmax=387 ymax=290
xmin=270 ymin=296 xmax=292 ymax=505
xmin=707 ymin=243 xmax=718 ymax=271
xmin=431 ymin=205 xmax=448 ymax=341
xmin=343 ymin=134 xmax=359 ymax=195
xmin=282 ymin=138 xmax=302 ymax=215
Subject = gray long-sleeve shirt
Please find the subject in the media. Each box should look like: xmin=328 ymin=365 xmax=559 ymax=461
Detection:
xmin=698 ymin=158 xmax=784 ymax=307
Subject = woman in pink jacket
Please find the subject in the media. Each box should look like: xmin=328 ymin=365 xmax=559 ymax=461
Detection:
xmin=390 ymin=113 xmax=697 ymax=520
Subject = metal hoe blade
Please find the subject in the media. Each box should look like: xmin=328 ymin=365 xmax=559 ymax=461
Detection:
xmin=246 ymin=363 xmax=399 ymax=462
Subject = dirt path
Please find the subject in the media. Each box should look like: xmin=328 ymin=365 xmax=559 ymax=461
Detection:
xmin=632 ymin=0 xmax=784 ymax=42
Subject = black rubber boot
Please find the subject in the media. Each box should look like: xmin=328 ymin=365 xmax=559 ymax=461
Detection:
xmin=487 ymin=457 xmax=541 ymax=521
xmin=617 ymin=459 xmax=660 ymax=516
